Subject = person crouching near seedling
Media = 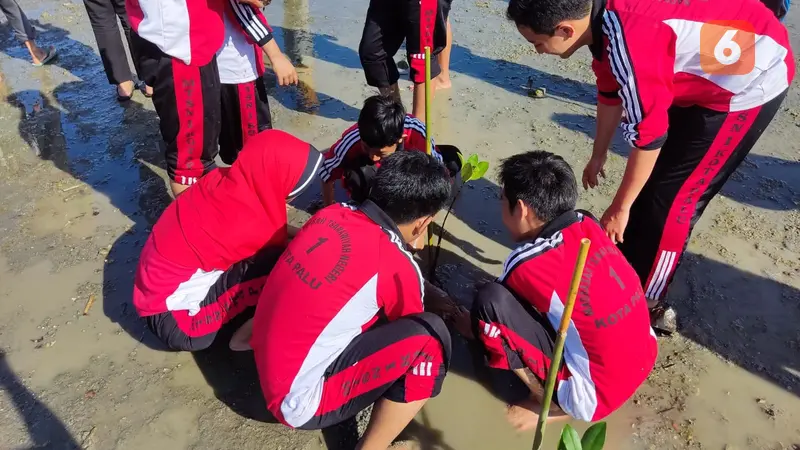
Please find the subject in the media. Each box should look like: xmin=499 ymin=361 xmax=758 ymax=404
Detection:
xmin=318 ymin=94 xmax=461 ymax=207
xmin=453 ymin=151 xmax=658 ymax=429
xmin=229 ymin=151 xmax=460 ymax=449
xmin=132 ymin=130 xmax=323 ymax=352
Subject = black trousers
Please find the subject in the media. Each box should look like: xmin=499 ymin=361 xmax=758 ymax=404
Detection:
xmin=298 ymin=313 xmax=451 ymax=430
xmin=219 ymin=77 xmax=273 ymax=165
xmin=131 ymin=31 xmax=221 ymax=185
xmin=359 ymin=0 xmax=453 ymax=87
xmin=83 ymin=0 xmax=140 ymax=85
xmin=619 ymin=90 xmax=788 ymax=304
xmin=145 ymin=247 xmax=284 ymax=352
xmin=0 ymin=0 xmax=35 ymax=43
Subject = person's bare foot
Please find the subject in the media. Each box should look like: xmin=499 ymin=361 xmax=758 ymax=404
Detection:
xmin=407 ymin=75 xmax=452 ymax=92
xmin=506 ymin=398 xmax=541 ymax=431
xmin=170 ymin=181 xmax=190 ymax=197
xmin=434 ymin=75 xmax=451 ymax=90
xmin=27 ymin=42 xmax=56 ymax=66
xmin=117 ymin=80 xmax=135 ymax=99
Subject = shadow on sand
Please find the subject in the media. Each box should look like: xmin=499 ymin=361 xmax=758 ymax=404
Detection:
xmin=0 ymin=351 xmax=81 ymax=449
xmin=551 ymin=111 xmax=800 ymax=212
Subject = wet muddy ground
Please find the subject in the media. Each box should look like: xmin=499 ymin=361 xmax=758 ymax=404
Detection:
xmin=1 ymin=0 xmax=799 ymax=449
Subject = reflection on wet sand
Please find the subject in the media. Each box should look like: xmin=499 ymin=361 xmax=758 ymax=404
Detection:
xmin=283 ymin=0 xmax=320 ymax=115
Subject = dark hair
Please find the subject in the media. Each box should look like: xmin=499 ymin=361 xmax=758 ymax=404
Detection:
xmin=499 ymin=151 xmax=577 ymax=222
xmin=506 ymin=0 xmax=592 ymax=35
xmin=358 ymin=95 xmax=406 ymax=149
xmin=369 ymin=151 xmax=451 ymax=225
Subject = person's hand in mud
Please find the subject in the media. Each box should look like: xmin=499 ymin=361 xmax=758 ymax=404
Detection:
xmin=582 ymin=151 xmax=607 ymax=189
xmin=423 ymin=281 xmax=460 ymax=321
xmin=452 ymin=307 xmax=475 ymax=340
xmin=600 ymin=203 xmax=629 ymax=244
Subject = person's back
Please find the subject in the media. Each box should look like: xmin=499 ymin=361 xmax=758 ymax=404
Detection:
xmin=498 ymin=208 xmax=656 ymax=420
xmin=251 ymin=151 xmax=455 ymax=448
xmin=594 ymin=0 xmax=793 ymax=125
xmin=133 ymin=129 xmax=323 ymax=352
xmin=456 ymin=151 xmax=656 ymax=429
xmin=254 ymin=202 xmax=425 ymax=424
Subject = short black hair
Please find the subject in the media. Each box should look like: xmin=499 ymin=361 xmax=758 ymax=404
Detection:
xmin=358 ymin=95 xmax=406 ymax=149
xmin=506 ymin=0 xmax=592 ymax=35
xmin=369 ymin=151 xmax=451 ymax=225
xmin=499 ymin=151 xmax=577 ymax=222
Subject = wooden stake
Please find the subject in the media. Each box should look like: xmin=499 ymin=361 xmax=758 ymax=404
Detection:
xmin=532 ymin=238 xmax=591 ymax=450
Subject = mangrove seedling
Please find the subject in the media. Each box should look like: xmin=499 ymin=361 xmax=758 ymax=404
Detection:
xmin=427 ymin=153 xmax=489 ymax=280
xmin=557 ymin=422 xmax=607 ymax=450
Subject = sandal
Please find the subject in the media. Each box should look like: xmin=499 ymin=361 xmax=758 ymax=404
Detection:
xmin=137 ymin=81 xmax=153 ymax=98
xmin=32 ymin=46 xmax=57 ymax=67
xmin=116 ymin=85 xmax=134 ymax=102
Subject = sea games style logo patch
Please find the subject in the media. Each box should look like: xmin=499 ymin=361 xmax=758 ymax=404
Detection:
xmin=700 ymin=20 xmax=756 ymax=75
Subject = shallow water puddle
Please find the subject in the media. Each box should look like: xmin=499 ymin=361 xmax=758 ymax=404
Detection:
xmin=417 ymin=371 xmax=638 ymax=450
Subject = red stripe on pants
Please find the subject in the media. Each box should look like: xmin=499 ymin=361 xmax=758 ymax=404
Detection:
xmin=316 ymin=335 xmax=442 ymax=417
xmin=642 ymin=107 xmax=760 ymax=300
xmin=171 ymin=276 xmax=266 ymax=337
xmin=410 ymin=0 xmax=437 ymax=84
xmin=477 ymin=319 xmax=567 ymax=383
xmin=171 ymin=60 xmax=205 ymax=185
xmin=237 ymin=81 xmax=258 ymax=147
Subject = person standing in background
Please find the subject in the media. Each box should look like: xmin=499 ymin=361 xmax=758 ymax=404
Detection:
xmin=358 ymin=0 xmax=453 ymax=123
xmin=0 ymin=0 xmax=57 ymax=66
xmin=125 ymin=0 xmax=286 ymax=197
xmin=217 ymin=1 xmax=297 ymax=165
xmin=505 ymin=0 xmax=793 ymax=332
xmin=82 ymin=0 xmax=152 ymax=101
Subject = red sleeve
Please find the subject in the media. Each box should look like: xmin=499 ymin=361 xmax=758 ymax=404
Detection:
xmin=377 ymin=237 xmax=424 ymax=320
xmin=601 ymin=12 xmax=674 ymax=150
xmin=402 ymin=115 xmax=433 ymax=153
xmin=227 ymin=0 xmax=274 ymax=47
xmin=592 ymin=55 xmax=623 ymax=106
xmin=319 ymin=125 xmax=360 ymax=183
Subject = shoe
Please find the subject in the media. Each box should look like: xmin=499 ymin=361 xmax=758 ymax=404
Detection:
xmin=650 ymin=304 xmax=677 ymax=334
xmin=32 ymin=46 xmax=57 ymax=67
xmin=116 ymin=87 xmax=133 ymax=102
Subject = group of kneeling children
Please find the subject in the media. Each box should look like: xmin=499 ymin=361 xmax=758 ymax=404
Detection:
xmin=131 ymin=94 xmax=658 ymax=449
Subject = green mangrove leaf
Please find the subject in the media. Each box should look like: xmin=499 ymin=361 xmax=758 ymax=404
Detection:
xmin=558 ymin=424 xmax=582 ymax=450
xmin=581 ymin=423 xmax=607 ymax=450
xmin=461 ymin=162 xmax=473 ymax=183
xmin=457 ymin=151 xmax=465 ymax=169
xmin=467 ymin=154 xmax=479 ymax=167
xmin=474 ymin=160 xmax=489 ymax=180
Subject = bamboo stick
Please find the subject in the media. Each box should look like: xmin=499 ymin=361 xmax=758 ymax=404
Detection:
xmin=532 ymin=238 xmax=592 ymax=450
xmin=424 ymin=46 xmax=432 ymax=155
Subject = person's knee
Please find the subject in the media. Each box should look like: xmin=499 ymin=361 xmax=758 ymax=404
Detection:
xmin=408 ymin=312 xmax=452 ymax=361
xmin=473 ymin=282 xmax=516 ymax=319
xmin=145 ymin=314 xmax=214 ymax=352
xmin=358 ymin=39 xmax=381 ymax=65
